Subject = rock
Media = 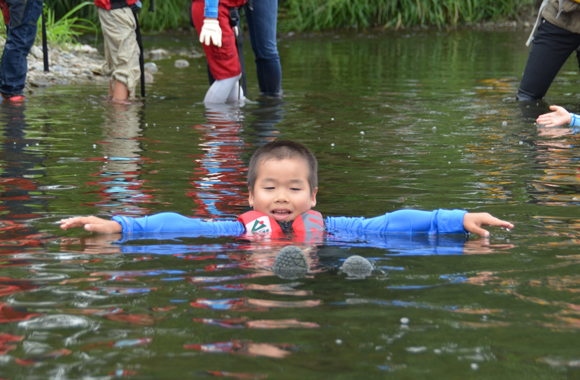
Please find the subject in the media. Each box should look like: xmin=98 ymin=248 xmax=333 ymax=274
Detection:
xmin=144 ymin=71 xmax=154 ymax=84
xmin=174 ymin=59 xmax=189 ymax=68
xmin=51 ymin=65 xmax=67 ymax=73
xmin=147 ymin=48 xmax=169 ymax=60
xmin=66 ymin=44 xmax=99 ymax=55
xmin=30 ymin=45 xmax=43 ymax=60
xmin=29 ymin=78 xmax=51 ymax=87
xmin=30 ymin=64 xmax=44 ymax=72
xmin=189 ymin=49 xmax=203 ymax=59
xmin=144 ymin=62 xmax=158 ymax=74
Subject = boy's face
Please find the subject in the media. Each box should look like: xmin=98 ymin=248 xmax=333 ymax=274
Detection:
xmin=249 ymin=158 xmax=317 ymax=223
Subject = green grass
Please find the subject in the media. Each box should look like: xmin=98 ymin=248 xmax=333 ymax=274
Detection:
xmin=47 ymin=0 xmax=536 ymax=33
xmin=279 ymin=0 xmax=537 ymax=31
xmin=51 ymin=0 xmax=191 ymax=33
xmin=41 ymin=2 xmax=98 ymax=46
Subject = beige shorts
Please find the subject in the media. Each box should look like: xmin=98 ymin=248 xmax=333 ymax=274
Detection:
xmin=98 ymin=7 xmax=141 ymax=98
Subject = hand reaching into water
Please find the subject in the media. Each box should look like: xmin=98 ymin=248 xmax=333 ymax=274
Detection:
xmin=536 ymin=105 xmax=572 ymax=127
xmin=60 ymin=216 xmax=122 ymax=234
xmin=463 ymin=213 xmax=513 ymax=237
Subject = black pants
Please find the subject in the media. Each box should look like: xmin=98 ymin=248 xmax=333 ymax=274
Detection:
xmin=517 ymin=19 xmax=580 ymax=101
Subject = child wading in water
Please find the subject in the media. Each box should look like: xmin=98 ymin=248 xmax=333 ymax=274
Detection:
xmin=61 ymin=140 xmax=514 ymax=237
xmin=191 ymin=0 xmax=246 ymax=103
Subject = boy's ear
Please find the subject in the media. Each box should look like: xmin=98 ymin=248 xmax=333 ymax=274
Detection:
xmin=248 ymin=190 xmax=254 ymax=207
xmin=311 ymin=187 xmax=318 ymax=207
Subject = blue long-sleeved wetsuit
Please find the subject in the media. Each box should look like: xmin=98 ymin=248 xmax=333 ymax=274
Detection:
xmin=112 ymin=209 xmax=468 ymax=236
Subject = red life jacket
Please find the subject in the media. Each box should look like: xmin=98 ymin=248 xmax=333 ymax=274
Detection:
xmin=191 ymin=0 xmax=247 ymax=7
xmin=94 ymin=0 xmax=139 ymax=10
xmin=238 ymin=210 xmax=325 ymax=241
xmin=220 ymin=0 xmax=247 ymax=7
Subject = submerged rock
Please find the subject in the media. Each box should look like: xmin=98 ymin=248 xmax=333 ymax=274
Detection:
xmin=147 ymin=48 xmax=170 ymax=60
xmin=144 ymin=62 xmax=158 ymax=74
xmin=174 ymin=59 xmax=190 ymax=68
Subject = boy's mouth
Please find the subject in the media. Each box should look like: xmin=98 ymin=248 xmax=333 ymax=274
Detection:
xmin=271 ymin=209 xmax=292 ymax=221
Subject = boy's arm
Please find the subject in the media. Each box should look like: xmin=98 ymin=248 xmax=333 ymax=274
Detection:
xmin=536 ymin=105 xmax=574 ymax=127
xmin=60 ymin=216 xmax=121 ymax=233
xmin=325 ymin=209 xmax=513 ymax=236
xmin=61 ymin=212 xmax=245 ymax=235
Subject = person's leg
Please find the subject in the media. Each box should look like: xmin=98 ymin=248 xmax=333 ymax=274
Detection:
xmin=204 ymin=74 xmax=244 ymax=103
xmin=193 ymin=1 xmax=241 ymax=103
xmin=244 ymin=0 xmax=282 ymax=97
xmin=517 ymin=20 xmax=580 ymax=101
xmin=98 ymin=7 xmax=140 ymax=101
xmin=112 ymin=79 xmax=129 ymax=101
xmin=0 ymin=0 xmax=43 ymax=98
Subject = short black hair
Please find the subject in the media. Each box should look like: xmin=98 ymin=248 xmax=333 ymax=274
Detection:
xmin=247 ymin=140 xmax=318 ymax=194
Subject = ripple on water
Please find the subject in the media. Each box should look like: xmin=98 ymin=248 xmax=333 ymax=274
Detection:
xmin=18 ymin=314 xmax=97 ymax=330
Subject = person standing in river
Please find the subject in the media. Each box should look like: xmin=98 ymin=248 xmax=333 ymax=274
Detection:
xmin=517 ymin=0 xmax=580 ymax=101
xmin=95 ymin=0 xmax=141 ymax=102
xmin=200 ymin=0 xmax=283 ymax=99
xmin=0 ymin=0 xmax=43 ymax=102
xmin=244 ymin=0 xmax=282 ymax=97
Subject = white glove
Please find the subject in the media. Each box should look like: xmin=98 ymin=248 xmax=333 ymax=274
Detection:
xmin=199 ymin=19 xmax=222 ymax=47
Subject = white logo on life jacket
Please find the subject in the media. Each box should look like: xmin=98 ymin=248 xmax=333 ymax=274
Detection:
xmin=245 ymin=216 xmax=271 ymax=235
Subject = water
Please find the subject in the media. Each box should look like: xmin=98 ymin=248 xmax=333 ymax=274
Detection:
xmin=0 ymin=28 xmax=580 ymax=379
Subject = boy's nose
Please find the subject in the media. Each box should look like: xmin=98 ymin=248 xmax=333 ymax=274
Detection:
xmin=274 ymin=190 xmax=289 ymax=203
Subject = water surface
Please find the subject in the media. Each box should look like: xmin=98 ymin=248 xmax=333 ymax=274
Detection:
xmin=0 ymin=29 xmax=579 ymax=379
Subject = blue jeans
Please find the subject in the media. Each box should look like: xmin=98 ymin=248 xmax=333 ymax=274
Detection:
xmin=0 ymin=0 xmax=43 ymax=97
xmin=244 ymin=0 xmax=282 ymax=97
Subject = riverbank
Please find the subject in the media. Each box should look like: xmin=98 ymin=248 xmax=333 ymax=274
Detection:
xmin=16 ymin=39 xmax=202 ymax=95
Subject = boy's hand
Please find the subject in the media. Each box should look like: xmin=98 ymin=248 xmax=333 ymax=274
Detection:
xmin=199 ymin=18 xmax=222 ymax=47
xmin=536 ymin=105 xmax=572 ymax=127
xmin=463 ymin=213 xmax=513 ymax=237
xmin=60 ymin=216 xmax=122 ymax=234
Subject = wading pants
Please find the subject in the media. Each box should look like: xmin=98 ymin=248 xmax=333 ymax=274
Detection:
xmin=517 ymin=19 xmax=580 ymax=101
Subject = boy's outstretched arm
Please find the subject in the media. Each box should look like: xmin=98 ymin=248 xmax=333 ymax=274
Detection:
xmin=536 ymin=105 xmax=572 ymax=127
xmin=463 ymin=213 xmax=513 ymax=237
xmin=60 ymin=216 xmax=122 ymax=234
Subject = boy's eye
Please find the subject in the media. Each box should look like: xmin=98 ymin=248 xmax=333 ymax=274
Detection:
xmin=290 ymin=188 xmax=302 ymax=191
xmin=264 ymin=187 xmax=275 ymax=190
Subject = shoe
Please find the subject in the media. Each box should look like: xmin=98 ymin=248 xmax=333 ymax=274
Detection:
xmin=1 ymin=93 xmax=25 ymax=102
xmin=272 ymin=245 xmax=308 ymax=279
xmin=340 ymin=255 xmax=375 ymax=279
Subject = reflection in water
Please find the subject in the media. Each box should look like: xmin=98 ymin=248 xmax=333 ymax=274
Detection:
xmin=184 ymin=340 xmax=294 ymax=358
xmin=193 ymin=317 xmax=319 ymax=329
xmin=0 ymin=103 xmax=49 ymax=250
xmin=4 ymin=31 xmax=580 ymax=378
xmin=188 ymin=104 xmax=248 ymax=218
xmin=85 ymin=102 xmax=154 ymax=215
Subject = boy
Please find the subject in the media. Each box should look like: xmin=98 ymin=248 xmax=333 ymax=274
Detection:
xmin=61 ymin=140 xmax=514 ymax=237
xmin=95 ymin=0 xmax=141 ymax=101
xmin=0 ymin=0 xmax=43 ymax=102
xmin=536 ymin=105 xmax=580 ymax=128
xmin=191 ymin=0 xmax=246 ymax=103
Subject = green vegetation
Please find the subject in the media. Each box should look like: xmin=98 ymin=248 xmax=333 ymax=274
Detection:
xmin=48 ymin=0 xmax=536 ymax=33
xmin=279 ymin=0 xmax=537 ymax=31
xmin=41 ymin=2 xmax=98 ymax=46
xmin=52 ymin=0 xmax=191 ymax=32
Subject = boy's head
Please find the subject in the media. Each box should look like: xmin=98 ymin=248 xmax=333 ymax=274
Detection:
xmin=247 ymin=140 xmax=318 ymax=222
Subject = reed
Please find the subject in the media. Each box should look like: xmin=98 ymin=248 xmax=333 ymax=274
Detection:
xmin=279 ymin=0 xmax=536 ymax=31
xmin=50 ymin=0 xmax=191 ymax=32
xmin=41 ymin=2 xmax=98 ymax=46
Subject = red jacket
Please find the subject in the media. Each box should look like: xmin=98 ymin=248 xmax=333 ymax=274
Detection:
xmin=220 ymin=0 xmax=247 ymax=7
xmin=94 ymin=0 xmax=139 ymax=10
